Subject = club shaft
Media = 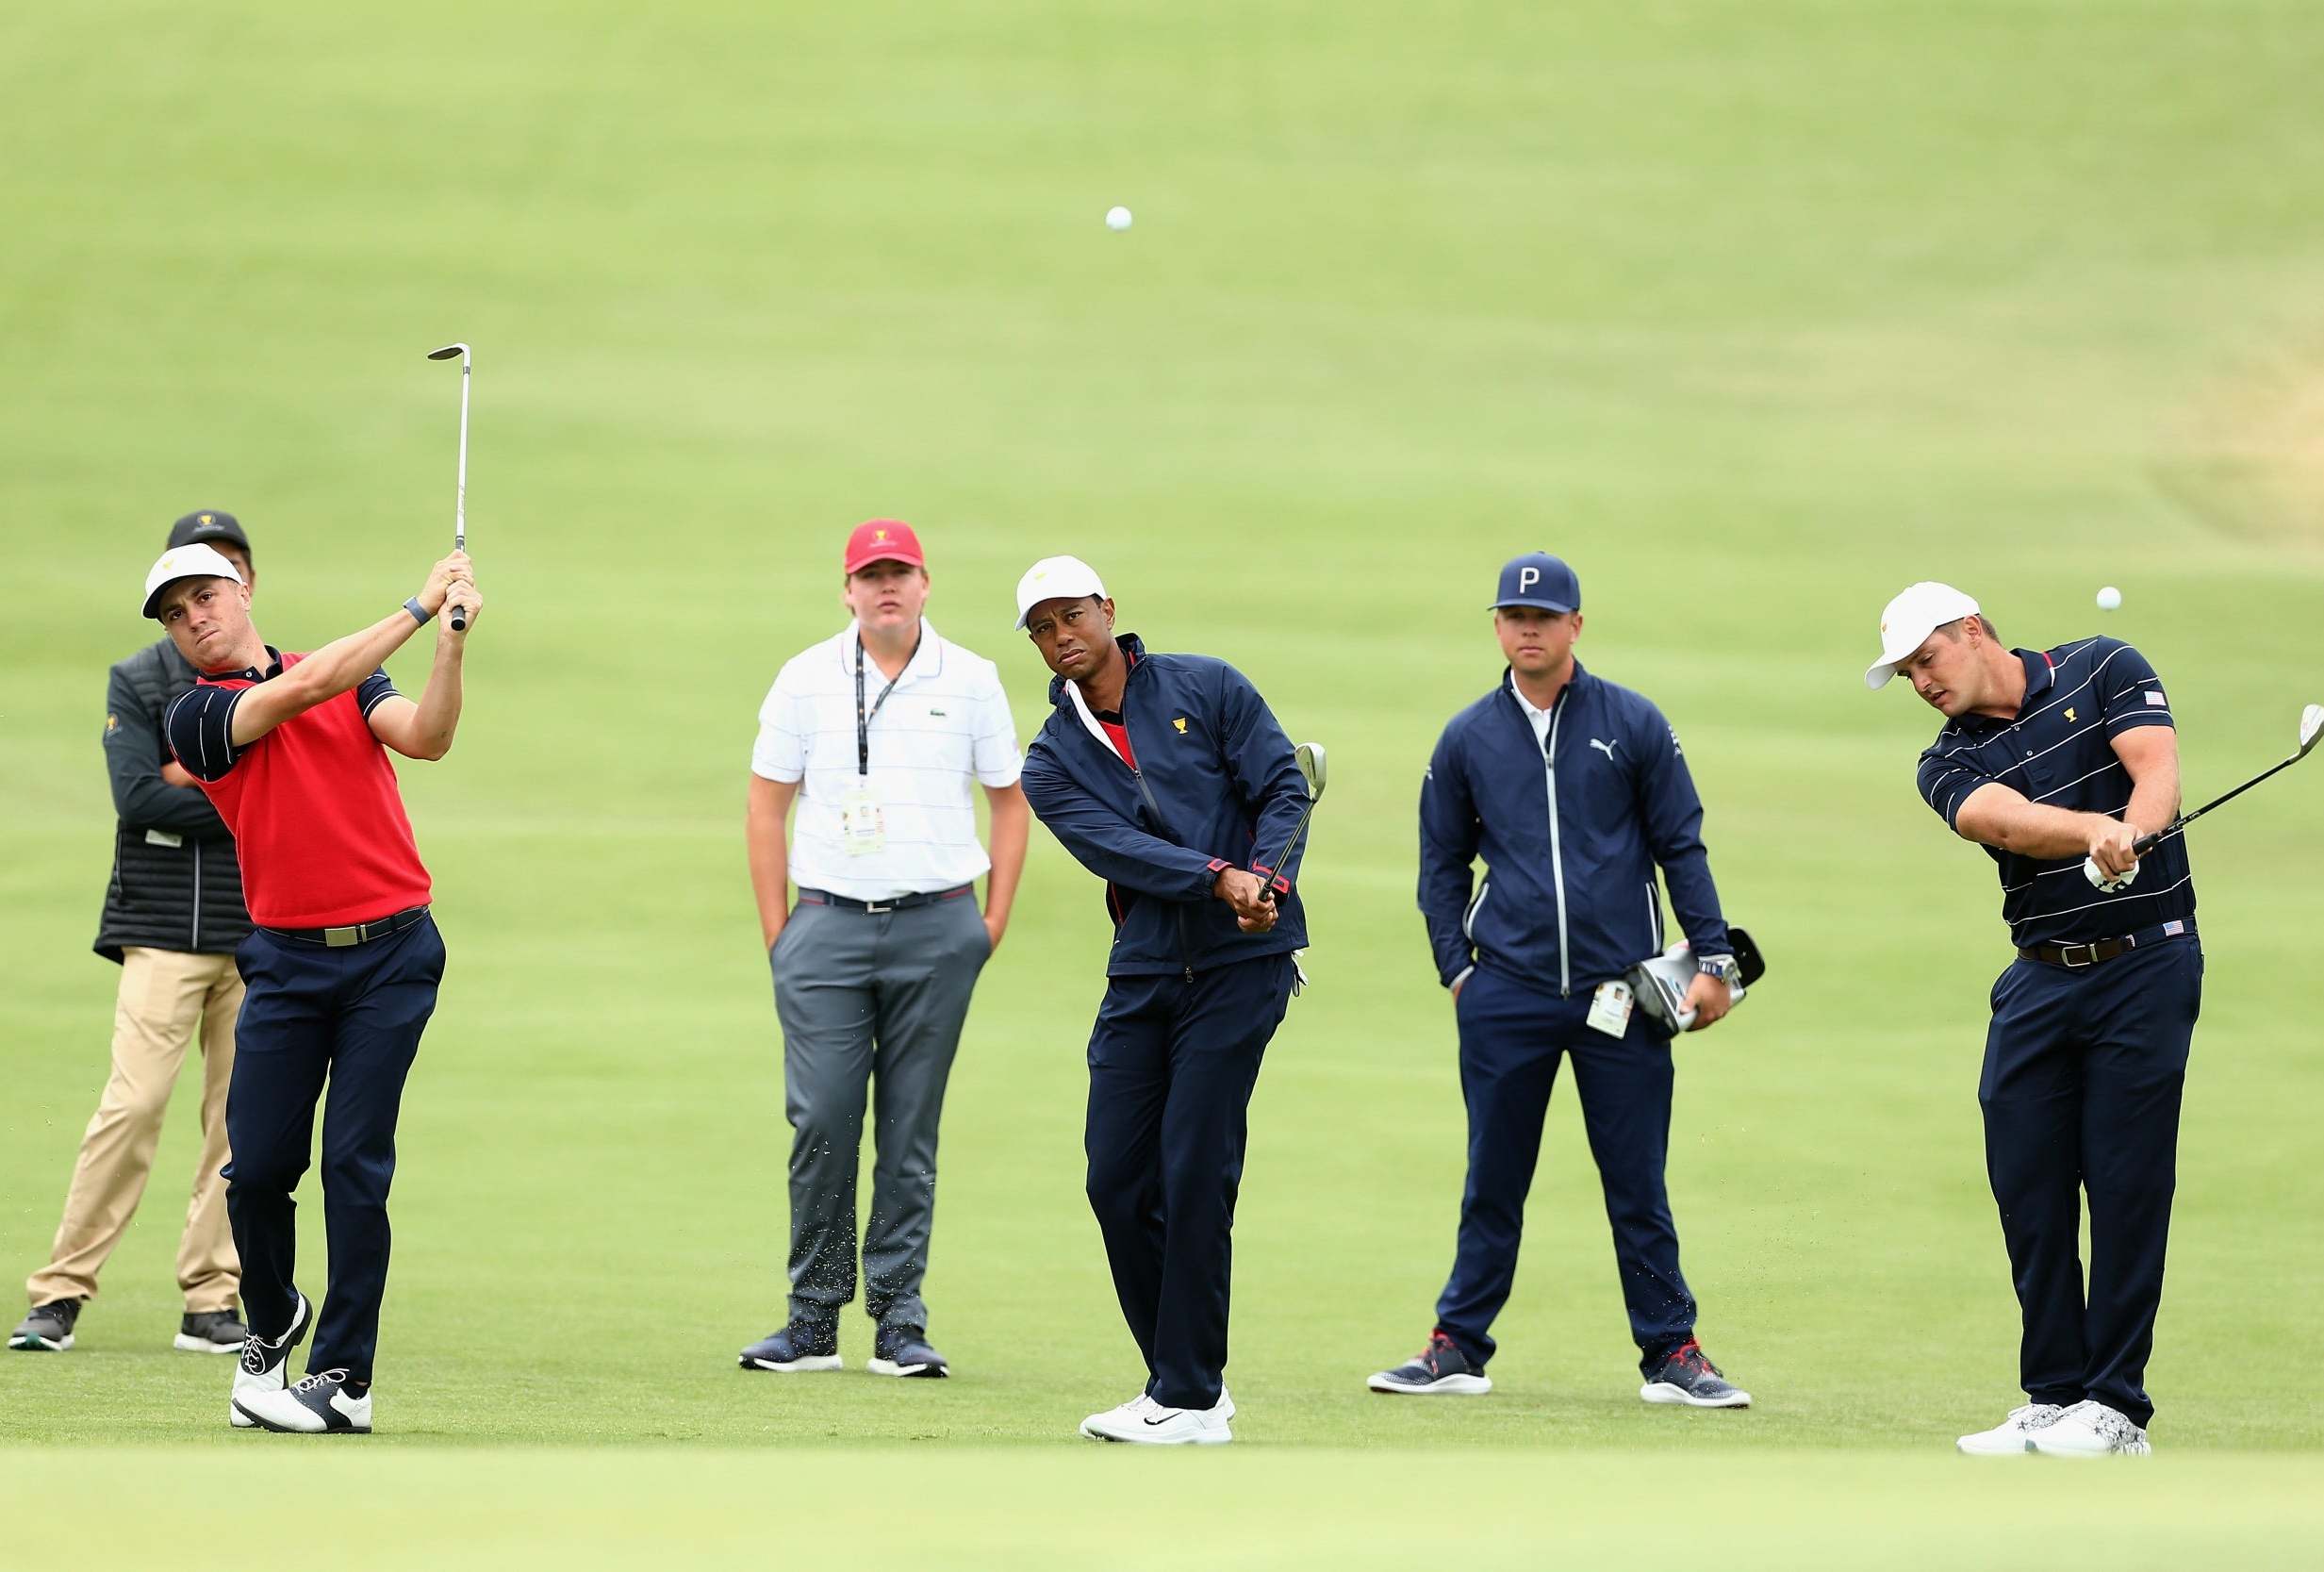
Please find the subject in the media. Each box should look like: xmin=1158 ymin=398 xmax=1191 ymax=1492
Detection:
xmin=453 ymin=360 xmax=470 ymax=552
xmin=1259 ymin=799 xmax=1320 ymax=896
xmin=2133 ymin=750 xmax=2302 ymax=854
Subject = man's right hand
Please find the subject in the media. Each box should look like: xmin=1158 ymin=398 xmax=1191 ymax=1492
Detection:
xmin=159 ymin=760 xmax=198 ymax=789
xmin=1213 ymin=868 xmax=1277 ymax=932
xmin=419 ymin=550 xmax=474 ymax=616
xmin=2085 ymin=814 xmax=2139 ymax=879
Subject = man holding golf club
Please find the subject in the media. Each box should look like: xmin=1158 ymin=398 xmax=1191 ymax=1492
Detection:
xmin=147 ymin=535 xmax=480 ymax=1435
xmin=1870 ymin=582 xmax=2200 ymax=1456
xmin=1014 ymin=555 xmax=1313 ymax=1446
xmin=1374 ymin=552 xmax=1752 ymax=1409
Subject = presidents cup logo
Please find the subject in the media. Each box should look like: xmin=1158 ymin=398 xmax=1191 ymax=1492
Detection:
xmin=199 ymin=513 xmax=214 ymax=526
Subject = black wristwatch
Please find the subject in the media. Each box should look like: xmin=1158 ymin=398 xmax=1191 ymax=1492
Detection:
xmin=1696 ymin=952 xmax=1740 ymax=985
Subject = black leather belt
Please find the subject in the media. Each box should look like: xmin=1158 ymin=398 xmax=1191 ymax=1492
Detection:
xmin=799 ymin=885 xmax=973 ymax=916
xmin=263 ymin=905 xmax=431 ymax=949
xmin=2019 ymin=918 xmax=2195 ymax=970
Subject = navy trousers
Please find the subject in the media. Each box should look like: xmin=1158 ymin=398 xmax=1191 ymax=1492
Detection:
xmin=225 ymin=916 xmax=443 ymax=1385
xmin=1982 ymin=936 xmax=2200 ymax=1429
xmin=1083 ymin=953 xmax=1294 ymax=1411
xmin=1436 ymin=964 xmax=1697 ymax=1373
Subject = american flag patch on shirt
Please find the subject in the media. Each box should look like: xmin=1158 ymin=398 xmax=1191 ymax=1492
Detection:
xmin=2146 ymin=690 xmax=2167 ymax=706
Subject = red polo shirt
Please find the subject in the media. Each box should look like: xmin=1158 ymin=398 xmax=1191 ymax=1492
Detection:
xmin=164 ymin=649 xmax=432 ymax=929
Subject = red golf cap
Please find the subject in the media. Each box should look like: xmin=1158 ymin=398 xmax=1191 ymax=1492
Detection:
xmin=843 ymin=519 xmax=926 ymax=574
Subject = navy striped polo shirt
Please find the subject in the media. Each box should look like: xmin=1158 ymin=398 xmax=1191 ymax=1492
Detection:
xmin=1917 ymin=637 xmax=2195 ymax=948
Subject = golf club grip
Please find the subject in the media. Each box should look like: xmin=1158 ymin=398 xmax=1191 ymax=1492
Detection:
xmin=2132 ymin=829 xmax=2163 ymax=856
xmin=449 ymin=605 xmax=468 ymax=632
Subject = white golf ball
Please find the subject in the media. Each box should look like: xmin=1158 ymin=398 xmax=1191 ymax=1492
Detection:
xmin=1105 ymin=206 xmax=1133 ymax=232
xmin=2096 ymin=586 xmax=2122 ymax=612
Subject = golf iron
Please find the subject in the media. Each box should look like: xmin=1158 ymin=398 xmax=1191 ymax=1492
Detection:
xmin=2085 ymin=702 xmax=2323 ymax=889
xmin=425 ymin=341 xmax=472 ymax=630
xmin=1258 ymin=742 xmax=1327 ymax=903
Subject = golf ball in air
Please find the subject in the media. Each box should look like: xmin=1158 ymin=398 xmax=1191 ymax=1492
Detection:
xmin=1106 ymin=206 xmax=1133 ymax=232
xmin=2096 ymin=586 xmax=2122 ymax=611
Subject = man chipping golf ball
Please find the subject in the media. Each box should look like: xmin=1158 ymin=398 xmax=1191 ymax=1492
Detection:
xmin=1014 ymin=555 xmax=1313 ymax=1446
xmin=1869 ymin=582 xmax=2198 ymax=1457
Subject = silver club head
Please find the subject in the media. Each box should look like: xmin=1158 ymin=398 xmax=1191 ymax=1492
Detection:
xmin=2299 ymin=703 xmax=2324 ymax=757
xmin=1294 ymin=741 xmax=1327 ymax=798
xmin=425 ymin=342 xmax=470 ymax=364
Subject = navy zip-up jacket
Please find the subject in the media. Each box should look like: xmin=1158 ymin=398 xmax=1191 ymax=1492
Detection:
xmin=1022 ymin=635 xmax=1310 ymax=977
xmin=1419 ymin=660 xmax=1730 ymax=999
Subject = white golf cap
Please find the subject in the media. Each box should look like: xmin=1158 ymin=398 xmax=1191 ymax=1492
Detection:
xmin=1864 ymin=581 xmax=1980 ymax=689
xmin=1014 ymin=554 xmax=1107 ymax=630
xmin=141 ymin=543 xmax=244 ymax=620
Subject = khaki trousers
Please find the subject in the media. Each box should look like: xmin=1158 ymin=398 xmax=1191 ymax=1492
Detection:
xmin=25 ymin=947 xmax=242 ymax=1312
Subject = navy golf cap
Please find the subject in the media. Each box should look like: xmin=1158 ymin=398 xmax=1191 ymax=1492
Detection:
xmin=1491 ymin=552 xmax=1579 ymax=613
xmin=167 ymin=509 xmax=252 ymax=554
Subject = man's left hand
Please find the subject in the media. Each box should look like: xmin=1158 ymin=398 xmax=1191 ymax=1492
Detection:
xmin=1682 ymin=971 xmax=1733 ymax=1032
xmin=160 ymin=760 xmax=198 ymax=788
xmin=984 ymin=913 xmax=1007 ymax=953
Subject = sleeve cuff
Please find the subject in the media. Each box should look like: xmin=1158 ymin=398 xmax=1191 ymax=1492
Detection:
xmin=1446 ymin=965 xmax=1475 ymax=992
xmin=1251 ymin=862 xmax=1291 ymax=896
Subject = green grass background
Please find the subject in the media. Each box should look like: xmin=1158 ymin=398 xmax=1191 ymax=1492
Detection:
xmin=6 ymin=0 xmax=2324 ymax=1563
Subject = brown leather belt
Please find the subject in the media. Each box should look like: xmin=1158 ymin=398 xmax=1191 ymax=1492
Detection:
xmin=2018 ymin=918 xmax=2194 ymax=970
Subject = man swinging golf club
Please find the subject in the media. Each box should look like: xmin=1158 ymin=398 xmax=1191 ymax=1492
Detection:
xmin=1014 ymin=555 xmax=1315 ymax=1446
xmin=1870 ymin=582 xmax=2201 ymax=1456
xmin=149 ymin=536 xmax=480 ymax=1435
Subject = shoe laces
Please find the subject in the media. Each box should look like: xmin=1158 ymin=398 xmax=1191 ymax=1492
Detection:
xmin=1667 ymin=1338 xmax=1721 ymax=1378
xmin=292 ymin=1369 xmax=346 ymax=1395
xmin=239 ymin=1339 xmax=268 ymax=1377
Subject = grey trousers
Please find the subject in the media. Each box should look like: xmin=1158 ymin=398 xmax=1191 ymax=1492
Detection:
xmin=769 ymin=892 xmax=991 ymax=1332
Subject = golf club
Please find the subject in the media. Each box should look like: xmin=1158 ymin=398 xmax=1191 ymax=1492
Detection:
xmin=1258 ymin=742 xmax=1327 ymax=904
xmin=425 ymin=342 xmax=471 ymax=630
xmin=2085 ymin=702 xmax=2323 ymax=889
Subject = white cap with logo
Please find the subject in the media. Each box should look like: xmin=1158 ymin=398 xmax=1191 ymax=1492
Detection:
xmin=1865 ymin=581 xmax=1980 ymax=689
xmin=1014 ymin=554 xmax=1108 ymax=630
xmin=141 ymin=543 xmax=245 ymax=620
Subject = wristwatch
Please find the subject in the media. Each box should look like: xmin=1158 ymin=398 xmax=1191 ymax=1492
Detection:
xmin=1696 ymin=952 xmax=1740 ymax=985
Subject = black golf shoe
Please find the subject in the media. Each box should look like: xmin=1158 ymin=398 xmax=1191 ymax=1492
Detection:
xmin=1640 ymin=1337 xmax=1752 ymax=1408
xmin=866 ymin=1326 xmax=948 ymax=1378
xmin=175 ymin=1307 xmax=249 ymax=1354
xmin=738 ymin=1321 xmax=841 ymax=1373
xmin=8 ymin=1299 xmax=81 ymax=1352
xmin=1367 ymin=1329 xmax=1492 ymax=1395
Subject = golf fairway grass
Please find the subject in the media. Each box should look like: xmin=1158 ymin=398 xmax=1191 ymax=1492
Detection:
xmin=6 ymin=0 xmax=2324 ymax=1562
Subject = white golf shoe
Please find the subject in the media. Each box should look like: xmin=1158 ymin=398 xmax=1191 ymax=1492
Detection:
xmin=1955 ymin=1402 xmax=2068 ymax=1454
xmin=228 ymin=1292 xmax=311 ymax=1431
xmin=1078 ymin=1392 xmax=1232 ymax=1445
xmin=234 ymin=1367 xmax=371 ymax=1434
xmin=2027 ymin=1399 xmax=2150 ymax=1456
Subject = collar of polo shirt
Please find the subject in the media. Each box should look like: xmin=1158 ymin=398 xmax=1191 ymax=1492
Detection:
xmin=837 ymin=617 xmax=945 ymax=680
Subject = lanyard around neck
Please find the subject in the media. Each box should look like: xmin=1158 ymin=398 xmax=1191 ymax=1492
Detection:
xmin=856 ymin=630 xmax=921 ymax=776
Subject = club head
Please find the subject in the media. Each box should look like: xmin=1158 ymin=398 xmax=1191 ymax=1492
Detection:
xmin=1294 ymin=741 xmax=1327 ymax=799
xmin=425 ymin=342 xmax=470 ymax=363
xmin=2299 ymin=703 xmax=2324 ymax=758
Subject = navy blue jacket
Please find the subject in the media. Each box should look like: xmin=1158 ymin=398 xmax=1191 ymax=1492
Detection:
xmin=1022 ymin=636 xmax=1310 ymax=977
xmin=1419 ymin=661 xmax=1730 ymax=997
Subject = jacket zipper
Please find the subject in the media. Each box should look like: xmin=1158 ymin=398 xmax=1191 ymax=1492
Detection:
xmin=191 ymin=839 xmax=203 ymax=950
xmin=1543 ymin=692 xmax=1571 ymax=997
xmin=1112 ymin=669 xmax=1197 ymax=982
xmin=1127 ymin=762 xmax=1196 ymax=982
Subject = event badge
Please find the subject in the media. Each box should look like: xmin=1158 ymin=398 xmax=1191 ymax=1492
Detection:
xmin=1586 ymin=979 xmax=1635 ymax=1037
xmin=839 ymin=784 xmax=886 ymax=857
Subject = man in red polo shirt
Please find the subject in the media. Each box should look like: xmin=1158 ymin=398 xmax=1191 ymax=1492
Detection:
xmin=147 ymin=539 xmax=482 ymax=1435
